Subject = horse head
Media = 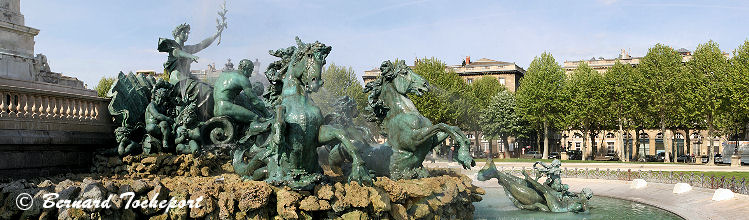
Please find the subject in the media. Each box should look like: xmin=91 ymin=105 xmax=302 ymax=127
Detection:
xmin=380 ymin=60 xmax=429 ymax=96
xmin=289 ymin=36 xmax=331 ymax=93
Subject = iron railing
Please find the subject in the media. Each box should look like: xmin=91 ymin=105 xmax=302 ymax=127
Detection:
xmin=496 ymin=166 xmax=749 ymax=195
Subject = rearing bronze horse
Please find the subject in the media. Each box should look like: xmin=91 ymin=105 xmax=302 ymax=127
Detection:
xmin=363 ymin=60 xmax=475 ymax=179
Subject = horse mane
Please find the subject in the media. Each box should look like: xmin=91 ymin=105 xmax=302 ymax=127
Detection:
xmin=364 ymin=60 xmax=405 ymax=126
xmin=263 ymin=37 xmax=331 ymax=107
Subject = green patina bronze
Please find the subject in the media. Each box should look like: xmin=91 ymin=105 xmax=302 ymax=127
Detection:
xmin=108 ymin=7 xmax=473 ymax=189
xmin=477 ymin=158 xmax=593 ymax=213
xmin=324 ymin=96 xmax=392 ymax=177
xmin=157 ymin=7 xmax=226 ymax=121
xmin=363 ymin=60 xmax=475 ymax=179
xmin=143 ymin=80 xmax=174 ymax=154
xmin=231 ymin=37 xmax=373 ymax=190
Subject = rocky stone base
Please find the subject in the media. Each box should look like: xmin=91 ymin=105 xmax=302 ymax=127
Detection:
xmin=91 ymin=153 xmax=232 ymax=178
xmin=0 ymin=169 xmax=483 ymax=219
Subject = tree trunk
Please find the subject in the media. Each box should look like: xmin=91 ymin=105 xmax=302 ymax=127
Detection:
xmin=488 ymin=138 xmax=493 ymax=159
xmin=474 ymin=131 xmax=480 ymax=156
xmin=619 ymin=120 xmax=624 ymax=161
xmin=591 ymin=131 xmax=597 ymax=157
xmin=670 ymin=129 xmax=678 ymax=162
xmin=708 ymin=116 xmax=715 ymax=165
xmin=661 ymin=115 xmax=670 ymax=163
xmin=634 ymin=128 xmax=641 ymax=160
xmin=582 ymin=131 xmax=588 ymax=161
xmin=536 ymin=127 xmax=541 ymax=153
xmin=685 ymin=128 xmax=691 ymax=162
xmin=543 ymin=120 xmax=549 ymax=159
xmin=502 ymin=135 xmax=510 ymax=158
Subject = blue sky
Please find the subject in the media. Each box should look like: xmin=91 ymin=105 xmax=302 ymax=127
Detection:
xmin=21 ymin=0 xmax=749 ymax=88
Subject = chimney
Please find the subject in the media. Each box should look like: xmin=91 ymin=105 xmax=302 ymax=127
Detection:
xmin=465 ymin=56 xmax=471 ymax=65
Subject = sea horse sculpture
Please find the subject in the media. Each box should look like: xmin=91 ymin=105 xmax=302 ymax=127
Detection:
xmin=232 ymin=37 xmax=373 ymax=190
xmin=361 ymin=60 xmax=475 ymax=179
xmin=477 ymin=158 xmax=593 ymax=213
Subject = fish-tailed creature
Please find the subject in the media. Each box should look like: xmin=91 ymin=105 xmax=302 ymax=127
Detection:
xmin=477 ymin=158 xmax=592 ymax=213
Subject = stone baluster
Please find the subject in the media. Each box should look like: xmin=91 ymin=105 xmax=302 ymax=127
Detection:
xmin=55 ymin=97 xmax=62 ymax=119
xmin=8 ymin=94 xmax=17 ymax=117
xmin=21 ymin=94 xmax=29 ymax=118
xmin=49 ymin=97 xmax=56 ymax=118
xmin=64 ymin=99 xmax=72 ymax=119
xmin=71 ymin=99 xmax=78 ymax=120
xmin=88 ymin=101 xmax=95 ymax=121
xmin=15 ymin=94 xmax=23 ymax=117
xmin=93 ymin=102 xmax=99 ymax=120
xmin=83 ymin=100 xmax=90 ymax=120
xmin=40 ymin=96 xmax=48 ymax=118
xmin=77 ymin=100 xmax=84 ymax=120
xmin=0 ymin=91 xmax=6 ymax=117
xmin=30 ymin=94 xmax=38 ymax=118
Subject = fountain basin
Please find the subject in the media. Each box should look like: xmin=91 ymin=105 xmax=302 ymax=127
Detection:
xmin=474 ymin=186 xmax=683 ymax=220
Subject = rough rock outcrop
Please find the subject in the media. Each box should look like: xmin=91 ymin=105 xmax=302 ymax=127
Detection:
xmin=0 ymin=169 xmax=482 ymax=219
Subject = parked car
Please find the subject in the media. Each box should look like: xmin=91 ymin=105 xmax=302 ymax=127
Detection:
xmin=638 ymin=154 xmax=661 ymax=162
xmin=549 ymin=152 xmax=560 ymax=159
xmin=676 ymin=154 xmax=692 ymax=163
xmin=567 ymin=150 xmax=582 ymax=160
xmin=715 ymin=154 xmax=724 ymax=163
xmin=700 ymin=154 xmax=724 ymax=163
xmin=522 ymin=151 xmax=543 ymax=159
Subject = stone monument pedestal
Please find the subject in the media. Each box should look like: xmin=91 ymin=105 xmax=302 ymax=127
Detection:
xmin=560 ymin=151 xmax=569 ymax=160
xmin=732 ymin=155 xmax=742 ymax=167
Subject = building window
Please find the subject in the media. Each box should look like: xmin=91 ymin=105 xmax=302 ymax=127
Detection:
xmin=607 ymin=142 xmax=615 ymax=153
xmin=467 ymin=78 xmax=473 ymax=84
xmin=498 ymin=78 xmax=506 ymax=85
xmin=575 ymin=142 xmax=581 ymax=151
xmin=675 ymin=133 xmax=684 ymax=139
xmin=606 ymin=133 xmax=615 ymax=139
xmin=574 ymin=133 xmax=583 ymax=139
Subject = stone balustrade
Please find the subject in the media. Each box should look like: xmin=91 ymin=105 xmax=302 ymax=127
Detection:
xmin=0 ymin=77 xmax=113 ymax=177
xmin=0 ymin=77 xmax=111 ymax=133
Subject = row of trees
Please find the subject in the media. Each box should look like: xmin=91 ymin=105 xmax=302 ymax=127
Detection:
xmin=503 ymin=40 xmax=749 ymax=164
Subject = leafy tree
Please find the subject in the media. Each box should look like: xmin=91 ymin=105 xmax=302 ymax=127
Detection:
xmin=410 ymin=57 xmax=470 ymax=126
xmin=603 ymin=61 xmax=640 ymax=161
xmin=726 ymin=40 xmax=749 ymax=141
xmin=688 ymin=40 xmax=730 ymax=165
xmin=310 ymin=63 xmax=367 ymax=114
xmin=469 ymin=76 xmax=505 ymax=154
xmin=309 ymin=63 xmax=374 ymax=133
xmin=479 ymin=89 xmax=526 ymax=157
xmin=565 ymin=62 xmax=608 ymax=160
xmin=94 ymin=76 xmax=115 ymax=97
xmin=638 ymin=44 xmax=684 ymax=162
xmin=516 ymin=52 xmax=567 ymax=159
xmin=470 ymin=76 xmax=504 ymax=107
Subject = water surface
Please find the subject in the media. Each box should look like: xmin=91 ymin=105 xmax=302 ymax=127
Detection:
xmin=474 ymin=187 xmax=683 ymax=220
